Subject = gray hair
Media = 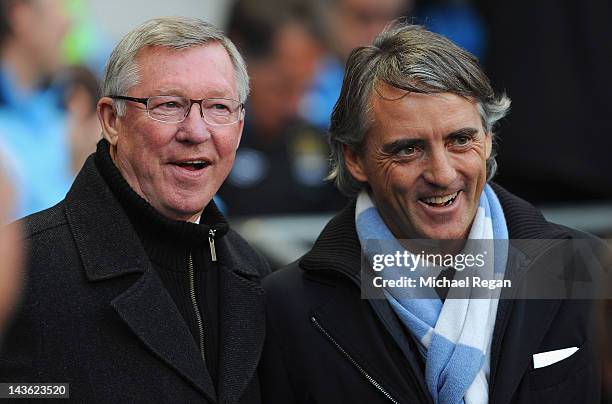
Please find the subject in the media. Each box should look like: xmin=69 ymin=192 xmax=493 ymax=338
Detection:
xmin=328 ymin=21 xmax=511 ymax=196
xmin=102 ymin=16 xmax=249 ymax=116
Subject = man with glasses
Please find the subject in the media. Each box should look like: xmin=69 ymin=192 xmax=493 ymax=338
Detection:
xmin=0 ymin=17 xmax=269 ymax=403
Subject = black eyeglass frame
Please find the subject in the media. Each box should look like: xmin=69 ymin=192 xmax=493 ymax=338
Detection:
xmin=108 ymin=95 xmax=245 ymax=125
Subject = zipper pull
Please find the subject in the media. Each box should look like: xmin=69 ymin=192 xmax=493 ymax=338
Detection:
xmin=208 ymin=228 xmax=217 ymax=262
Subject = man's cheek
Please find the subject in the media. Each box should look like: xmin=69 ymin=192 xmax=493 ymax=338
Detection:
xmin=231 ymin=133 xmax=242 ymax=152
xmin=218 ymin=138 xmax=241 ymax=156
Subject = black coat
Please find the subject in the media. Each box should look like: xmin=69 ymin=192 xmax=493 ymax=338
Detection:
xmin=259 ymin=184 xmax=604 ymax=404
xmin=0 ymin=156 xmax=270 ymax=403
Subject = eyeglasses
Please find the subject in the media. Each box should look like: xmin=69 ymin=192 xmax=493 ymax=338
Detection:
xmin=109 ymin=95 xmax=245 ymax=125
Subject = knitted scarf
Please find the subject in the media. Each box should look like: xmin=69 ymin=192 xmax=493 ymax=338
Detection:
xmin=356 ymin=184 xmax=508 ymax=404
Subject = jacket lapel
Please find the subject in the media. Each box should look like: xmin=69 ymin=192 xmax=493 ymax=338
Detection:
xmin=64 ymin=156 xmax=216 ymax=401
xmin=489 ymin=297 xmax=561 ymax=404
xmin=488 ymin=243 xmax=562 ymax=404
xmin=216 ymin=239 xmax=266 ymax=404
xmin=489 ymin=184 xmax=570 ymax=404
xmin=111 ymin=269 xmax=217 ymax=402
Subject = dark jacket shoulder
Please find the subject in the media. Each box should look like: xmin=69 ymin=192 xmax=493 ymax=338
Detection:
xmin=224 ymin=228 xmax=271 ymax=278
xmin=20 ymin=201 xmax=68 ymax=239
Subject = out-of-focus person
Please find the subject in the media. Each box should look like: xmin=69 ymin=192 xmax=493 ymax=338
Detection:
xmin=0 ymin=0 xmax=72 ymax=219
xmin=0 ymin=162 xmax=22 ymax=335
xmin=60 ymin=65 xmax=102 ymax=174
xmin=219 ymin=0 xmax=346 ymax=215
xmin=301 ymin=0 xmax=412 ymax=130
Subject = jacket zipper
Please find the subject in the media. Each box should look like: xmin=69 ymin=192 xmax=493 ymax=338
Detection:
xmin=325 ymin=268 xmax=431 ymax=403
xmin=188 ymin=253 xmax=207 ymax=364
xmin=311 ymin=316 xmax=401 ymax=404
xmin=208 ymin=229 xmax=217 ymax=262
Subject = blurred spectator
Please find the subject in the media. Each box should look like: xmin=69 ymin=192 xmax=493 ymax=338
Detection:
xmin=300 ymin=0 xmax=412 ymax=130
xmin=59 ymin=65 xmax=101 ymax=173
xmin=0 ymin=0 xmax=72 ymax=219
xmin=478 ymin=0 xmax=612 ymax=203
xmin=413 ymin=0 xmax=486 ymax=59
xmin=219 ymin=0 xmax=346 ymax=215
xmin=61 ymin=0 xmax=112 ymax=77
xmin=0 ymin=163 xmax=22 ymax=336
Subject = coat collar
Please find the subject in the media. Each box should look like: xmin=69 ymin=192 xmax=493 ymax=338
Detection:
xmin=64 ymin=154 xmax=148 ymax=281
xmin=64 ymin=155 xmax=265 ymax=403
xmin=299 ymin=199 xmax=361 ymax=278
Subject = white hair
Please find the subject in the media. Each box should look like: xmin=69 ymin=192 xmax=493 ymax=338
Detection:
xmin=101 ymin=16 xmax=250 ymax=116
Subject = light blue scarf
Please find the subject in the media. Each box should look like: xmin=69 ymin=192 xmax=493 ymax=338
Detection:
xmin=356 ymin=184 xmax=508 ymax=404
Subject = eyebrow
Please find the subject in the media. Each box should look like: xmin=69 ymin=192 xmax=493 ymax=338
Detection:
xmin=445 ymin=127 xmax=479 ymax=139
xmin=380 ymin=127 xmax=480 ymax=154
xmin=381 ymin=138 xmax=424 ymax=154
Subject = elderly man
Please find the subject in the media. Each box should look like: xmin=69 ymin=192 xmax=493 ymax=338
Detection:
xmin=259 ymin=22 xmax=605 ymax=403
xmin=0 ymin=17 xmax=269 ymax=403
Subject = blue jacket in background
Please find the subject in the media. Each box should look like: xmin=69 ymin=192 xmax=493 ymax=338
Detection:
xmin=0 ymin=66 xmax=72 ymax=220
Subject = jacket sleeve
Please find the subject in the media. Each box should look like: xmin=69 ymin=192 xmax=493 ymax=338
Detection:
xmin=0 ymin=280 xmax=42 ymax=382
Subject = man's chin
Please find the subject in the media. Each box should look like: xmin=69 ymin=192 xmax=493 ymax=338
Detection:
xmin=412 ymin=223 xmax=469 ymax=241
xmin=158 ymin=199 xmax=211 ymax=222
xmin=410 ymin=202 xmax=472 ymax=240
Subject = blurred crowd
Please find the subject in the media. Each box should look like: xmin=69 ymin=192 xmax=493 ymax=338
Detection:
xmin=0 ymin=0 xmax=103 ymax=220
xmin=1 ymin=0 xmax=611 ymax=222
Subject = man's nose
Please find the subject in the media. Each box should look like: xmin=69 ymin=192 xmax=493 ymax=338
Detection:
xmin=422 ymin=148 xmax=457 ymax=187
xmin=176 ymin=102 xmax=212 ymax=143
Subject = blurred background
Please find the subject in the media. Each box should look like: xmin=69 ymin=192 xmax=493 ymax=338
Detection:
xmin=0 ymin=0 xmax=610 ymax=397
xmin=0 ymin=0 xmax=611 ymax=262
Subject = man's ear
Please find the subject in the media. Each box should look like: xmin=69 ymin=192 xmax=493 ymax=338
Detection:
xmin=485 ymin=131 xmax=493 ymax=159
xmin=97 ymin=97 xmax=120 ymax=145
xmin=234 ymin=111 xmax=245 ymax=151
xmin=343 ymin=144 xmax=368 ymax=183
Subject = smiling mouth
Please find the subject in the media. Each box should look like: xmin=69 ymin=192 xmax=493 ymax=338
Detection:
xmin=174 ymin=160 xmax=209 ymax=171
xmin=420 ymin=191 xmax=460 ymax=207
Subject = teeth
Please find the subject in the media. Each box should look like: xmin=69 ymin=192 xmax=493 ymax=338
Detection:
xmin=176 ymin=160 xmax=208 ymax=170
xmin=177 ymin=160 xmax=207 ymax=166
xmin=422 ymin=191 xmax=459 ymax=205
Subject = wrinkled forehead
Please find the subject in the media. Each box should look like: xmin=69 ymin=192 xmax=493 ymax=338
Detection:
xmin=131 ymin=43 xmax=238 ymax=97
xmin=368 ymin=81 xmax=484 ymax=126
xmin=133 ymin=42 xmax=230 ymax=71
xmin=364 ymin=85 xmax=484 ymax=140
